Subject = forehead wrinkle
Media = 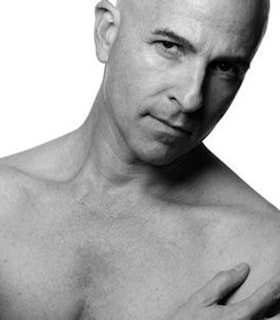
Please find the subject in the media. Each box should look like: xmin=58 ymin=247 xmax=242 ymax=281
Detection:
xmin=113 ymin=0 xmax=269 ymax=55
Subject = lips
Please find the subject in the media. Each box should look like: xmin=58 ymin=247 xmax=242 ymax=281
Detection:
xmin=152 ymin=116 xmax=192 ymax=135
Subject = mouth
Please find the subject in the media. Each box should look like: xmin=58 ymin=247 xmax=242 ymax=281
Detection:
xmin=151 ymin=116 xmax=192 ymax=136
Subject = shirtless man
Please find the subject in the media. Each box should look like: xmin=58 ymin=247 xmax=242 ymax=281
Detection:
xmin=0 ymin=0 xmax=279 ymax=319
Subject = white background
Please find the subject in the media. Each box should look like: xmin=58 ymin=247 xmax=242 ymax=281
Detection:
xmin=0 ymin=0 xmax=279 ymax=208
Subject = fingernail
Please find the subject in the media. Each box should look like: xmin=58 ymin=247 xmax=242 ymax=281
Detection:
xmin=234 ymin=263 xmax=248 ymax=272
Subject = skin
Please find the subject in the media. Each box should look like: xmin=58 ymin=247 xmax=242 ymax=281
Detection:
xmin=0 ymin=0 xmax=279 ymax=319
xmin=97 ymin=0 xmax=269 ymax=168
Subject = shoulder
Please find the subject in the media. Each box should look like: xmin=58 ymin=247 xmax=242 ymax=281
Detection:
xmin=247 ymin=208 xmax=280 ymax=275
xmin=0 ymin=129 xmax=85 ymax=181
xmin=240 ymin=207 xmax=280 ymax=268
xmin=216 ymin=205 xmax=280 ymax=304
xmin=0 ymin=165 xmax=38 ymax=245
xmin=0 ymin=165 xmax=31 ymax=207
xmin=0 ymin=163 xmax=72 ymax=253
xmin=216 ymin=205 xmax=280 ymax=263
xmin=201 ymin=146 xmax=278 ymax=212
xmin=0 ymin=165 xmax=43 ymax=222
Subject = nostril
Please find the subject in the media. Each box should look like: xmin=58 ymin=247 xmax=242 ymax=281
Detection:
xmin=169 ymin=93 xmax=203 ymax=113
xmin=168 ymin=95 xmax=180 ymax=108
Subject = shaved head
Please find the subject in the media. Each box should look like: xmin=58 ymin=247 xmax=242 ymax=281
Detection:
xmin=95 ymin=0 xmax=272 ymax=164
xmin=109 ymin=0 xmax=270 ymax=44
xmin=110 ymin=0 xmax=270 ymax=58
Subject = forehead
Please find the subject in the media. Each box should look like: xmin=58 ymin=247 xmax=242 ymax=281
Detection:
xmin=127 ymin=0 xmax=264 ymax=27
xmin=123 ymin=0 xmax=265 ymax=55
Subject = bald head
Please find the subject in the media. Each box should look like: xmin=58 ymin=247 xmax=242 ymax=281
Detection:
xmin=94 ymin=0 xmax=272 ymax=164
xmin=111 ymin=0 xmax=270 ymax=58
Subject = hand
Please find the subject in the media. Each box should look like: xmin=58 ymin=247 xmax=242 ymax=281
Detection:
xmin=171 ymin=263 xmax=280 ymax=320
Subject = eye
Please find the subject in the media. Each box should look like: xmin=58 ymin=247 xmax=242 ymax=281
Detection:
xmin=155 ymin=40 xmax=183 ymax=59
xmin=213 ymin=61 xmax=235 ymax=73
xmin=209 ymin=60 xmax=244 ymax=81
xmin=216 ymin=62 xmax=235 ymax=73
xmin=161 ymin=41 xmax=177 ymax=50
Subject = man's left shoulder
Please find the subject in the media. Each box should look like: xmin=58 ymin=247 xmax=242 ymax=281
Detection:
xmin=246 ymin=206 xmax=280 ymax=245
xmin=230 ymin=205 xmax=280 ymax=257
xmin=231 ymin=206 xmax=280 ymax=280
xmin=219 ymin=206 xmax=280 ymax=305
xmin=255 ymin=207 xmax=280 ymax=262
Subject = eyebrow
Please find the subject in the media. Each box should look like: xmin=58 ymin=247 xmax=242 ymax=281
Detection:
xmin=152 ymin=28 xmax=197 ymax=54
xmin=152 ymin=28 xmax=251 ymax=70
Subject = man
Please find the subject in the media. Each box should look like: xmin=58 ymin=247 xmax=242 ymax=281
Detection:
xmin=0 ymin=0 xmax=279 ymax=319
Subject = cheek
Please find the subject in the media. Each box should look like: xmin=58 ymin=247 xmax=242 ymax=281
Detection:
xmin=104 ymin=45 xmax=165 ymax=119
xmin=205 ymin=78 xmax=241 ymax=118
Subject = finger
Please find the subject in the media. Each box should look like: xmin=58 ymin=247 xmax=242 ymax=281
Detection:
xmin=231 ymin=273 xmax=280 ymax=319
xmin=191 ymin=263 xmax=250 ymax=307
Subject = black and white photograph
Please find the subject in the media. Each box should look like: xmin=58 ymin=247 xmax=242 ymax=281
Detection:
xmin=0 ymin=0 xmax=279 ymax=319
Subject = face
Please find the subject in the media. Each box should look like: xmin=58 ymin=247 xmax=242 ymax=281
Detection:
xmin=101 ymin=0 xmax=267 ymax=165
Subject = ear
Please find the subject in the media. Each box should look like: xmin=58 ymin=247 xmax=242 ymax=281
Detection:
xmin=94 ymin=0 xmax=121 ymax=63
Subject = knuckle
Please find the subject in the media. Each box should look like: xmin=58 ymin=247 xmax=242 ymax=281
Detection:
xmin=216 ymin=270 xmax=227 ymax=277
xmin=216 ymin=271 xmax=232 ymax=287
xmin=216 ymin=270 xmax=228 ymax=281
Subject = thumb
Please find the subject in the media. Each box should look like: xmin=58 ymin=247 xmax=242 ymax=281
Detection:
xmin=191 ymin=263 xmax=250 ymax=307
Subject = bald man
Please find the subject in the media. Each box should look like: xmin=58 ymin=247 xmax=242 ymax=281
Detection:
xmin=0 ymin=0 xmax=279 ymax=319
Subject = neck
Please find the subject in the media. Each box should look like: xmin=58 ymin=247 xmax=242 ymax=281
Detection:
xmin=75 ymin=89 xmax=205 ymax=194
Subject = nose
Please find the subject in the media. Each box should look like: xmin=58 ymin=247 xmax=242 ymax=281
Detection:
xmin=170 ymin=60 xmax=205 ymax=113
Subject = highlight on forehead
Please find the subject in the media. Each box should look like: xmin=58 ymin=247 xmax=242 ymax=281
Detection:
xmin=103 ymin=0 xmax=270 ymax=32
xmin=107 ymin=0 xmax=146 ymax=7
xmin=107 ymin=0 xmax=126 ymax=6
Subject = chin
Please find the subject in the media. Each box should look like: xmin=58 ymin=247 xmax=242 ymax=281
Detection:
xmin=134 ymin=145 xmax=188 ymax=167
xmin=127 ymin=132 xmax=200 ymax=167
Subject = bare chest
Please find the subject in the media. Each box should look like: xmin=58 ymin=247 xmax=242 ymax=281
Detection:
xmin=0 ymin=201 xmax=257 ymax=320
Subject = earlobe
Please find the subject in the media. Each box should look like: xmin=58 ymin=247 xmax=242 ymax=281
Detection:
xmin=94 ymin=0 xmax=121 ymax=63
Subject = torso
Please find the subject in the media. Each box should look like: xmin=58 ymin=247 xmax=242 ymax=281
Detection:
xmin=0 ymin=134 xmax=279 ymax=320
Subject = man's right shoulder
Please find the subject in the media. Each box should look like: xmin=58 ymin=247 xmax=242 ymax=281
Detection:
xmin=0 ymin=165 xmax=33 ymax=218
xmin=0 ymin=130 xmax=86 ymax=182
